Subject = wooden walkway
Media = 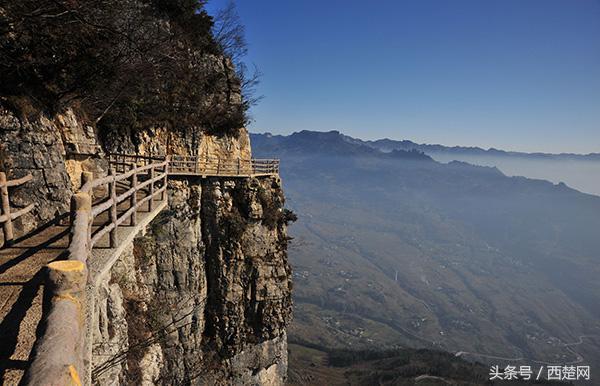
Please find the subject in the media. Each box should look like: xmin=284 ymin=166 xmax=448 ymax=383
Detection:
xmin=0 ymin=159 xmax=165 ymax=384
xmin=0 ymin=153 xmax=279 ymax=385
xmin=0 ymin=193 xmax=167 ymax=385
xmin=0 ymin=221 xmax=69 ymax=385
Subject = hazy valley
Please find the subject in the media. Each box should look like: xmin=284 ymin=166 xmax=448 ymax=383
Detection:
xmin=252 ymin=130 xmax=600 ymax=371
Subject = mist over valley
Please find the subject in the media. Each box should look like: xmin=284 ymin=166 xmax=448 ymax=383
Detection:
xmin=252 ymin=130 xmax=600 ymax=371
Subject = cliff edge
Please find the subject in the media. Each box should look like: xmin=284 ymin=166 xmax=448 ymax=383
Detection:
xmin=0 ymin=102 xmax=293 ymax=385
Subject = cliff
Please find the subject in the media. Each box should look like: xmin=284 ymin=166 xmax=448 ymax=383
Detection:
xmin=0 ymin=102 xmax=292 ymax=385
xmin=93 ymin=175 xmax=292 ymax=385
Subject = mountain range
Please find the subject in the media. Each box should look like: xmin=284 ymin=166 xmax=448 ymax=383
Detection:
xmin=251 ymin=130 xmax=600 ymax=372
xmin=337 ymin=131 xmax=600 ymax=196
xmin=339 ymin=132 xmax=600 ymax=161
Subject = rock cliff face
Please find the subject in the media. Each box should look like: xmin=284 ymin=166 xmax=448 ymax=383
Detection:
xmin=93 ymin=176 xmax=292 ymax=385
xmin=0 ymin=103 xmax=292 ymax=385
xmin=103 ymin=125 xmax=252 ymax=161
xmin=0 ymin=105 xmax=106 ymax=233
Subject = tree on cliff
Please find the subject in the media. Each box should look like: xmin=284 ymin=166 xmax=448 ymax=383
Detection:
xmin=212 ymin=1 xmax=262 ymax=112
xmin=0 ymin=0 xmax=253 ymax=136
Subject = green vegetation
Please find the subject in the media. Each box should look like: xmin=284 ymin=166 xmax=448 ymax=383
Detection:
xmin=287 ymin=342 xmax=569 ymax=386
xmin=221 ymin=206 xmax=246 ymax=239
xmin=257 ymin=185 xmax=296 ymax=229
xmin=0 ymin=0 xmax=254 ymax=137
xmin=281 ymin=208 xmax=298 ymax=226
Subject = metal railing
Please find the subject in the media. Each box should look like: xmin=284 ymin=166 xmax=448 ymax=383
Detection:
xmin=0 ymin=172 xmax=34 ymax=246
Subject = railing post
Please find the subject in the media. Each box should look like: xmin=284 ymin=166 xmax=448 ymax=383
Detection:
xmin=81 ymin=171 xmax=93 ymax=196
xmin=0 ymin=172 xmax=14 ymax=245
xmin=149 ymin=166 xmax=155 ymax=211
xmin=162 ymin=166 xmax=167 ymax=202
xmin=81 ymin=171 xmax=93 ymax=187
xmin=109 ymin=168 xmax=117 ymax=248
xmin=25 ymin=260 xmax=87 ymax=386
xmin=130 ymin=165 xmax=137 ymax=226
xmin=83 ymin=172 xmax=95 ymax=246
xmin=69 ymin=192 xmax=92 ymax=262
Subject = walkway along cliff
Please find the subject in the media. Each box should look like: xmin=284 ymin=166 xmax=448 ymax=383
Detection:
xmin=0 ymin=107 xmax=293 ymax=385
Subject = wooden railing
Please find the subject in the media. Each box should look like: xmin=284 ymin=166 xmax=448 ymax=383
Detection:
xmin=77 ymin=159 xmax=168 ymax=251
xmin=108 ymin=153 xmax=167 ymax=173
xmin=26 ymin=152 xmax=278 ymax=384
xmin=0 ymin=172 xmax=35 ymax=246
xmin=109 ymin=153 xmax=279 ymax=176
xmin=168 ymin=155 xmax=280 ymax=176
xmin=26 ymin=159 xmax=169 ymax=385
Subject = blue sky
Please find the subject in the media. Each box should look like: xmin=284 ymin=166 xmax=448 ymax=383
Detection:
xmin=206 ymin=0 xmax=600 ymax=154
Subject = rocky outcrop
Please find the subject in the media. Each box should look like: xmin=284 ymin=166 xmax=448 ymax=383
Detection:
xmin=0 ymin=100 xmax=292 ymax=384
xmin=92 ymin=176 xmax=292 ymax=385
xmin=103 ymin=125 xmax=253 ymax=161
xmin=0 ymin=104 xmax=106 ymax=234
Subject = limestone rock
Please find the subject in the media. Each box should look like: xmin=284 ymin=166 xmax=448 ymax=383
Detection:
xmin=0 ymin=99 xmax=291 ymax=385
xmin=91 ymin=176 xmax=292 ymax=385
xmin=0 ymin=104 xmax=72 ymax=233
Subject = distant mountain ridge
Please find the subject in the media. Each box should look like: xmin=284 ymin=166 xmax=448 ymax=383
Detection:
xmin=254 ymin=130 xmax=600 ymax=196
xmin=252 ymin=130 xmax=432 ymax=161
xmin=352 ymin=133 xmax=600 ymax=160
xmin=255 ymin=130 xmax=600 ymax=160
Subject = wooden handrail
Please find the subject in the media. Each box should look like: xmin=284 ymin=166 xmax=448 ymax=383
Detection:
xmin=0 ymin=173 xmax=33 ymax=188
xmin=0 ymin=172 xmax=35 ymax=245
xmin=71 ymin=153 xmax=278 ymax=255
xmin=64 ymin=158 xmax=169 ymax=257
xmin=0 ymin=204 xmax=35 ymax=223
xmin=82 ymin=162 xmax=168 ymax=250
xmin=81 ymin=161 xmax=167 ymax=193
xmin=28 ymin=152 xmax=279 ymax=384
xmin=166 ymin=155 xmax=279 ymax=176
